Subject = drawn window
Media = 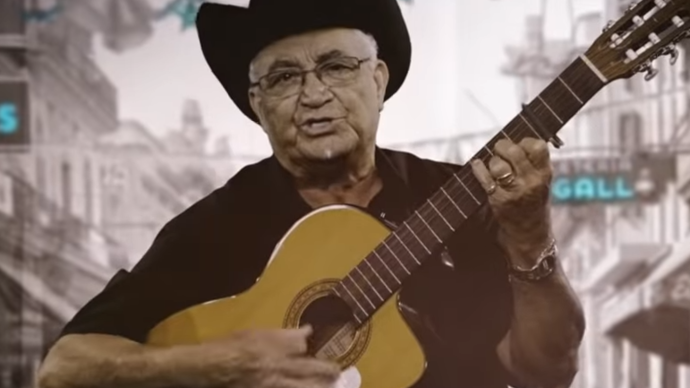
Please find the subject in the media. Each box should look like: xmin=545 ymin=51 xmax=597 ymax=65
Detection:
xmin=61 ymin=161 xmax=72 ymax=215
xmin=662 ymin=360 xmax=679 ymax=388
xmin=618 ymin=112 xmax=643 ymax=152
xmin=36 ymin=156 xmax=46 ymax=193
xmin=624 ymin=77 xmax=641 ymax=95
xmin=618 ymin=112 xmax=644 ymax=218
xmin=84 ymin=160 xmax=93 ymax=224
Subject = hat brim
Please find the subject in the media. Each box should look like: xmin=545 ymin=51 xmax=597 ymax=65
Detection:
xmin=196 ymin=0 xmax=412 ymax=124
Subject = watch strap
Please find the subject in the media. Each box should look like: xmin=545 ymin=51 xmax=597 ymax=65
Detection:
xmin=509 ymin=239 xmax=558 ymax=282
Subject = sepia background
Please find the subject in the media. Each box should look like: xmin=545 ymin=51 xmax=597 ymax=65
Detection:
xmin=0 ymin=0 xmax=689 ymax=387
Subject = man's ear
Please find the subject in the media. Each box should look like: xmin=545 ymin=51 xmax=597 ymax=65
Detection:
xmin=373 ymin=60 xmax=390 ymax=111
xmin=248 ymin=88 xmax=266 ymax=131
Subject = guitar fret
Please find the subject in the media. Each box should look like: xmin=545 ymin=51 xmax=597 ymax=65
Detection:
xmin=415 ymin=210 xmax=442 ymax=243
xmin=392 ymin=232 xmax=421 ymax=265
xmin=579 ymin=54 xmax=607 ymax=83
xmin=453 ymin=174 xmax=481 ymax=205
xmin=440 ymin=187 xmax=467 ymax=219
xmin=333 ymin=54 xmax=606 ymax=321
xmin=354 ymin=266 xmax=383 ymax=301
xmin=363 ymin=258 xmax=392 ymax=293
xmin=373 ymin=250 xmax=401 ymax=283
xmin=333 ymin=286 xmax=367 ymax=320
xmin=531 ymin=101 xmax=563 ymax=133
xmin=573 ymin=58 xmax=606 ymax=99
xmin=518 ymin=113 xmax=543 ymax=139
xmin=347 ymin=274 xmax=376 ymax=309
xmin=404 ymin=221 xmax=431 ymax=254
xmin=537 ymin=95 xmax=563 ymax=124
xmin=540 ymin=85 xmax=578 ymax=121
xmin=382 ymin=241 xmax=411 ymax=275
xmin=557 ymin=76 xmax=583 ymax=105
xmin=549 ymin=59 xmax=602 ymax=119
xmin=427 ymin=199 xmax=454 ymax=231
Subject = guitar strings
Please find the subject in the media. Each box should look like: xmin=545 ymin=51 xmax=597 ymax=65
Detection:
xmin=338 ymin=61 xmax=597 ymax=321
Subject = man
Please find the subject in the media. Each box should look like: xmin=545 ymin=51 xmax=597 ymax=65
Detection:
xmin=37 ymin=0 xmax=585 ymax=387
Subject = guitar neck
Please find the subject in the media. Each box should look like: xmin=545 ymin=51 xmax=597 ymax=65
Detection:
xmin=334 ymin=55 xmax=607 ymax=324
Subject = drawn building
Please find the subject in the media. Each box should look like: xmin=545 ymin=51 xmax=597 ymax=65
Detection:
xmin=0 ymin=2 xmax=126 ymax=387
xmin=572 ymin=0 xmax=690 ymax=387
xmin=501 ymin=2 xmax=690 ymax=388
xmin=96 ymin=100 xmax=224 ymax=266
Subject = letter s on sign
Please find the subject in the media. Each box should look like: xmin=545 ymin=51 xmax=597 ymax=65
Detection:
xmin=0 ymin=103 xmax=19 ymax=134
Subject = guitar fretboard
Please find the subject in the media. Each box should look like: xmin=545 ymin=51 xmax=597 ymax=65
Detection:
xmin=332 ymin=56 xmax=605 ymax=325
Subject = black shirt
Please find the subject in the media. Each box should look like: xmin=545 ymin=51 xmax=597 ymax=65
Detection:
xmin=58 ymin=147 xmax=516 ymax=388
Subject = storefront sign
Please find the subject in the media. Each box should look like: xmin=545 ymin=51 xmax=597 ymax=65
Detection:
xmin=0 ymin=79 xmax=30 ymax=147
xmin=0 ymin=103 xmax=18 ymax=134
xmin=551 ymin=153 xmax=675 ymax=205
xmin=0 ymin=0 xmax=26 ymax=34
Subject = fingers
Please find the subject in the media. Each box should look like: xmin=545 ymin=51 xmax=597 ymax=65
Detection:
xmin=277 ymin=358 xmax=341 ymax=381
xmin=519 ymin=137 xmax=551 ymax=171
xmin=493 ymin=138 xmax=533 ymax=175
xmin=470 ymin=159 xmax=497 ymax=195
xmin=488 ymin=155 xmax=512 ymax=180
xmin=268 ymin=377 xmax=337 ymax=388
xmin=261 ymin=358 xmax=341 ymax=388
xmin=269 ymin=326 xmax=312 ymax=355
xmin=236 ymin=326 xmax=312 ymax=356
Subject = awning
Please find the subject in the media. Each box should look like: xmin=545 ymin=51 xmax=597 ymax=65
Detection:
xmin=608 ymin=304 xmax=689 ymax=364
xmin=605 ymin=237 xmax=690 ymax=364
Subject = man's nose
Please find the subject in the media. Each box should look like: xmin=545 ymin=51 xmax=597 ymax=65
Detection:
xmin=299 ymin=72 xmax=333 ymax=107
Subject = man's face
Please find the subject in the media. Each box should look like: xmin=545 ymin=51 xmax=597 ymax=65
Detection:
xmin=248 ymin=28 xmax=389 ymax=165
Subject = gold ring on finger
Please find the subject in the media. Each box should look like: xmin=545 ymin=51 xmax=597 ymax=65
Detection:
xmin=496 ymin=172 xmax=515 ymax=187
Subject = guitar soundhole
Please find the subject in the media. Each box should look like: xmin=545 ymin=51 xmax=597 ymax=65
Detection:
xmin=299 ymin=294 xmax=358 ymax=360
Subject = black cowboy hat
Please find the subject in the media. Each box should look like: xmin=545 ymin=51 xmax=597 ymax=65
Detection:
xmin=195 ymin=0 xmax=412 ymax=124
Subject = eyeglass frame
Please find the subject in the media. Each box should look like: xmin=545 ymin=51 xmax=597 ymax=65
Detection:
xmin=249 ymin=56 xmax=371 ymax=98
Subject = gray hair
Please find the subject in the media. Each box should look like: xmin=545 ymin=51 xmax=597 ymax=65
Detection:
xmin=362 ymin=32 xmax=379 ymax=58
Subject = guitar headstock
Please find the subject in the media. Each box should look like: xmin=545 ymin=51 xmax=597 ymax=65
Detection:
xmin=584 ymin=0 xmax=690 ymax=83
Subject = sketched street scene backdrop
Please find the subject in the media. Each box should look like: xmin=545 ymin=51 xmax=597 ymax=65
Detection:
xmin=0 ymin=0 xmax=689 ymax=387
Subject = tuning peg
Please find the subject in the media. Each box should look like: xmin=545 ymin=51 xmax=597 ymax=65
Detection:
xmin=635 ymin=60 xmax=659 ymax=81
xmin=655 ymin=43 xmax=680 ymax=65
xmin=658 ymin=43 xmax=675 ymax=56
xmin=603 ymin=20 xmax=615 ymax=32
xmin=672 ymin=32 xmax=689 ymax=45
xmin=672 ymin=16 xmax=685 ymax=27
xmin=644 ymin=66 xmax=659 ymax=81
xmin=669 ymin=46 xmax=680 ymax=65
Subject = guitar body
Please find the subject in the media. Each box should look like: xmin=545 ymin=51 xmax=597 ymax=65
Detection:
xmin=147 ymin=205 xmax=426 ymax=388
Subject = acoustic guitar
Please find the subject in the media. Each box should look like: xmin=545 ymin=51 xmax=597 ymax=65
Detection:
xmin=146 ymin=2 xmax=690 ymax=387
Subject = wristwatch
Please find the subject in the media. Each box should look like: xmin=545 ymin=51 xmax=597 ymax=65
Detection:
xmin=508 ymin=239 xmax=558 ymax=282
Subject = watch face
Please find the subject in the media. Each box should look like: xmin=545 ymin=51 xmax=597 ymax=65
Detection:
xmin=511 ymin=255 xmax=556 ymax=282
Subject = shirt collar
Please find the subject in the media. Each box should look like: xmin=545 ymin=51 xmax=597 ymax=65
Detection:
xmin=264 ymin=146 xmax=413 ymax=218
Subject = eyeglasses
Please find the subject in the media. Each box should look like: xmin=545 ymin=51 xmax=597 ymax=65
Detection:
xmin=250 ymin=56 xmax=370 ymax=98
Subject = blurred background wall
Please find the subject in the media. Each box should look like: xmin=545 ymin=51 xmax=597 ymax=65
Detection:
xmin=0 ymin=0 xmax=689 ymax=387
